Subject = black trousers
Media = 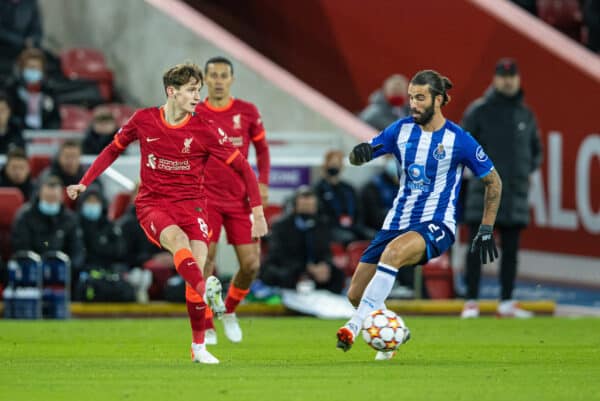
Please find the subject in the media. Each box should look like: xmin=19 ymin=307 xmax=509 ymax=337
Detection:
xmin=464 ymin=224 xmax=523 ymax=300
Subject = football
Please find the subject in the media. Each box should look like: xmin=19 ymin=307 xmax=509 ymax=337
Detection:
xmin=362 ymin=309 xmax=408 ymax=352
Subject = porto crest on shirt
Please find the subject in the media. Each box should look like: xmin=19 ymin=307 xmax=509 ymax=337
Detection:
xmin=432 ymin=143 xmax=446 ymax=160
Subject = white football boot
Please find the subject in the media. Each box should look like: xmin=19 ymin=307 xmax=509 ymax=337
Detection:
xmin=222 ymin=313 xmax=243 ymax=343
xmin=204 ymin=328 xmax=218 ymax=345
xmin=461 ymin=300 xmax=480 ymax=319
xmin=203 ymin=276 xmax=226 ymax=318
xmin=190 ymin=343 xmax=219 ymax=364
xmin=497 ymin=300 xmax=533 ymax=319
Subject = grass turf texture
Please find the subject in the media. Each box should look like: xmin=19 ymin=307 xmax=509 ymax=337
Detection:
xmin=1 ymin=317 xmax=599 ymax=401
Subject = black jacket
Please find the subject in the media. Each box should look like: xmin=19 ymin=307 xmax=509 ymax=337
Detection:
xmin=81 ymin=126 xmax=116 ymax=155
xmin=116 ymin=205 xmax=160 ymax=268
xmin=260 ymin=213 xmax=345 ymax=293
xmin=0 ymin=0 xmax=42 ymax=50
xmin=11 ymin=198 xmax=84 ymax=270
xmin=0 ymin=165 xmax=34 ymax=200
xmin=462 ymin=87 xmax=542 ymax=226
xmin=78 ymin=190 xmax=126 ymax=271
xmin=0 ymin=119 xmax=25 ymax=154
xmin=360 ymin=172 xmax=398 ymax=231
xmin=39 ymin=159 xmax=87 ymax=187
xmin=4 ymin=78 xmax=61 ymax=129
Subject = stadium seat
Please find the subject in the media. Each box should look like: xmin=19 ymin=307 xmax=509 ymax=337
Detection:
xmin=345 ymin=240 xmax=371 ymax=276
xmin=108 ymin=192 xmax=132 ymax=221
xmin=537 ymin=0 xmax=583 ymax=40
xmin=103 ymin=103 xmax=135 ymax=127
xmin=143 ymin=258 xmax=176 ymax=300
xmin=0 ymin=188 xmax=25 ymax=261
xmin=421 ymin=252 xmax=455 ymax=299
xmin=60 ymin=48 xmax=114 ymax=101
xmin=60 ymin=105 xmax=93 ymax=131
xmin=28 ymin=155 xmax=51 ymax=179
xmin=330 ymin=242 xmax=348 ymax=271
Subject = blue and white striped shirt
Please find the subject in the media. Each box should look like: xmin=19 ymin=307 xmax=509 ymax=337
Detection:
xmin=369 ymin=117 xmax=494 ymax=235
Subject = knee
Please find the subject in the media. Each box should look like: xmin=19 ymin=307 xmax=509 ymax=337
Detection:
xmin=380 ymin=245 xmax=404 ymax=266
xmin=162 ymin=230 xmax=190 ymax=250
xmin=240 ymin=254 xmax=260 ymax=277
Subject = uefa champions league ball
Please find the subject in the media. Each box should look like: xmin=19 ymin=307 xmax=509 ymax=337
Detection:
xmin=362 ymin=309 xmax=408 ymax=352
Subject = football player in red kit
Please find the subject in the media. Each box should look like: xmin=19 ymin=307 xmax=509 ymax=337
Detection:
xmin=195 ymin=57 xmax=270 ymax=344
xmin=66 ymin=63 xmax=267 ymax=364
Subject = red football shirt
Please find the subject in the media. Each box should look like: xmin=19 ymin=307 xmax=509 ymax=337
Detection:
xmin=196 ymin=98 xmax=270 ymax=207
xmin=79 ymin=107 xmax=261 ymax=207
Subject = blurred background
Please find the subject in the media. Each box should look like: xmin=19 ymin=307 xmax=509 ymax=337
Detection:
xmin=0 ymin=0 xmax=598 ymax=318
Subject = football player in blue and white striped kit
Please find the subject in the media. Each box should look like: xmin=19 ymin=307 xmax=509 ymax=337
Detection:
xmin=336 ymin=70 xmax=503 ymax=360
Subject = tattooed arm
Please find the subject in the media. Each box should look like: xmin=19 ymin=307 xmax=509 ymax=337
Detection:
xmin=480 ymin=169 xmax=502 ymax=226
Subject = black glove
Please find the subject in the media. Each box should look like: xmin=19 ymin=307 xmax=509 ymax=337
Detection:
xmin=350 ymin=143 xmax=383 ymax=165
xmin=470 ymin=224 xmax=498 ymax=264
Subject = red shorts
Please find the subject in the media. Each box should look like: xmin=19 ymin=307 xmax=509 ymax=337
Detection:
xmin=207 ymin=201 xmax=254 ymax=245
xmin=136 ymin=198 xmax=211 ymax=247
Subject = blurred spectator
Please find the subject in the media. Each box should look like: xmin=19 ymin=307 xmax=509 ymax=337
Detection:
xmin=4 ymin=47 xmax=61 ymax=129
xmin=314 ymin=150 xmax=372 ymax=244
xmin=0 ymin=147 xmax=33 ymax=200
xmin=77 ymin=186 xmax=125 ymax=271
xmin=0 ymin=91 xmax=25 ymax=154
xmin=359 ymin=155 xmax=399 ymax=232
xmin=0 ymin=0 xmax=42 ymax=76
xmin=11 ymin=174 xmax=84 ymax=279
xmin=582 ymin=0 xmax=600 ymax=52
xmin=39 ymin=140 xmax=99 ymax=208
xmin=261 ymin=186 xmax=345 ymax=293
xmin=359 ymin=74 xmax=408 ymax=131
xmin=510 ymin=0 xmax=537 ymax=15
xmin=82 ymin=105 xmax=118 ymax=154
xmin=460 ymin=58 xmax=542 ymax=319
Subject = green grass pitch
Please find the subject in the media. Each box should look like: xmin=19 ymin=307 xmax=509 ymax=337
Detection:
xmin=1 ymin=317 xmax=599 ymax=401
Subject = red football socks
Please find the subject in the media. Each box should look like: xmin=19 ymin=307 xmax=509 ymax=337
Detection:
xmin=225 ymin=284 xmax=250 ymax=314
xmin=173 ymin=248 xmax=205 ymax=296
xmin=186 ymin=300 xmax=206 ymax=344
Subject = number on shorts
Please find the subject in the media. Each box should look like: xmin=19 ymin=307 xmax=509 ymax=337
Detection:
xmin=427 ymin=223 xmax=445 ymax=242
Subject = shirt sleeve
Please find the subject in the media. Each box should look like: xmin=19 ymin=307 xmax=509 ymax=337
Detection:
xmin=79 ymin=112 xmax=139 ymax=186
xmin=460 ymin=132 xmax=494 ymax=178
xmin=248 ymin=105 xmax=270 ymax=185
xmin=368 ymin=120 xmax=401 ymax=159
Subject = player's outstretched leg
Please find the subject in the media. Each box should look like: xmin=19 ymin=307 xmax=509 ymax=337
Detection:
xmin=337 ymin=263 xmax=399 ymax=352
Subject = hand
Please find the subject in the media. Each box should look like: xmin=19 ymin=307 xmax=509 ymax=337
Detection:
xmin=349 ymin=143 xmax=383 ymax=165
xmin=251 ymin=206 xmax=268 ymax=239
xmin=470 ymin=224 xmax=498 ymax=264
xmin=306 ymin=262 xmax=331 ymax=284
xmin=259 ymin=183 xmax=269 ymax=205
xmin=66 ymin=184 xmax=87 ymax=200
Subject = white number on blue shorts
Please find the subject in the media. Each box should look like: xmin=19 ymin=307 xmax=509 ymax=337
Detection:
xmin=427 ymin=223 xmax=445 ymax=242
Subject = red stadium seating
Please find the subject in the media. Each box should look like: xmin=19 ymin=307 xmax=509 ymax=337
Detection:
xmin=537 ymin=0 xmax=583 ymax=40
xmin=0 ymin=188 xmax=25 ymax=260
xmin=264 ymin=204 xmax=284 ymax=227
xmin=103 ymin=103 xmax=135 ymax=127
xmin=108 ymin=192 xmax=132 ymax=221
xmin=28 ymin=154 xmax=51 ymax=179
xmin=60 ymin=48 xmax=114 ymax=101
xmin=330 ymin=242 xmax=348 ymax=271
xmin=345 ymin=240 xmax=371 ymax=276
xmin=143 ymin=258 xmax=176 ymax=300
xmin=60 ymin=105 xmax=93 ymax=131
xmin=422 ymin=252 xmax=455 ymax=299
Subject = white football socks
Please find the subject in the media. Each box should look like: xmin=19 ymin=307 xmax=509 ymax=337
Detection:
xmin=349 ymin=263 xmax=398 ymax=328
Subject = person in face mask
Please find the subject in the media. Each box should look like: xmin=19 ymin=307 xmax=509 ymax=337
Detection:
xmin=260 ymin=186 xmax=345 ymax=294
xmin=11 ymin=174 xmax=85 ymax=284
xmin=359 ymin=74 xmax=409 ymax=131
xmin=314 ymin=150 xmax=373 ymax=244
xmin=360 ymin=155 xmax=399 ymax=232
xmin=4 ymin=47 xmax=61 ymax=129
xmin=77 ymin=187 xmax=126 ymax=276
